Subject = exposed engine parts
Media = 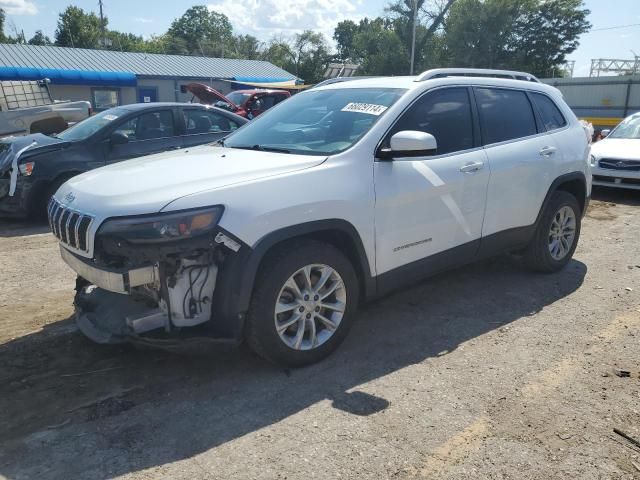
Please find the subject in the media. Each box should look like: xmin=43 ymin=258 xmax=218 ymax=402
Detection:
xmin=75 ymin=251 xmax=220 ymax=344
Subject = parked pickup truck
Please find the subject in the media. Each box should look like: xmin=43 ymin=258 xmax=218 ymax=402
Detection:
xmin=0 ymin=79 xmax=91 ymax=138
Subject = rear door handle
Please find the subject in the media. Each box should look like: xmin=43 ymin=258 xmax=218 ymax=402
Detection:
xmin=459 ymin=161 xmax=484 ymax=173
xmin=539 ymin=146 xmax=557 ymax=157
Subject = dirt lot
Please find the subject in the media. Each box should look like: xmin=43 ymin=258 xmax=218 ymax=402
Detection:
xmin=0 ymin=187 xmax=639 ymax=480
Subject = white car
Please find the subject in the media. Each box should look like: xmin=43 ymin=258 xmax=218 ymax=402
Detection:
xmin=590 ymin=112 xmax=640 ymax=190
xmin=49 ymin=68 xmax=591 ymax=366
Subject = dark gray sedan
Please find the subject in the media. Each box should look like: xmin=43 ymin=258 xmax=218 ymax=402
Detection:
xmin=0 ymin=102 xmax=247 ymax=217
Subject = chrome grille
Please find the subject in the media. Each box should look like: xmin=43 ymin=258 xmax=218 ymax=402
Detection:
xmin=598 ymin=158 xmax=640 ymax=171
xmin=47 ymin=197 xmax=94 ymax=254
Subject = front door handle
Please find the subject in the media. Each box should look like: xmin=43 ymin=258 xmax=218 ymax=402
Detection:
xmin=539 ymin=146 xmax=557 ymax=157
xmin=459 ymin=161 xmax=484 ymax=173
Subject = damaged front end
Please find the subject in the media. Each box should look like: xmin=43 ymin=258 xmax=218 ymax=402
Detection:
xmin=57 ymin=205 xmax=246 ymax=346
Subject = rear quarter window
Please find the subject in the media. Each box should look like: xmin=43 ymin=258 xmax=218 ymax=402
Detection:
xmin=530 ymin=92 xmax=567 ymax=131
xmin=475 ymin=88 xmax=537 ymax=145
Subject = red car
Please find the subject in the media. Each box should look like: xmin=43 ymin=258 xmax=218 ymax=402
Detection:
xmin=184 ymin=83 xmax=291 ymax=119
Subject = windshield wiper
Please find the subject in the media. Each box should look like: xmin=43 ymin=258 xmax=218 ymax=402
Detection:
xmin=213 ymin=139 xmax=225 ymax=147
xmin=230 ymin=144 xmax=291 ymax=154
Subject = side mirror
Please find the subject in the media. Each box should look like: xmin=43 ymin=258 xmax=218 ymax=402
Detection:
xmin=379 ymin=131 xmax=438 ymax=159
xmin=601 ymin=129 xmax=610 ymax=138
xmin=110 ymin=132 xmax=129 ymax=145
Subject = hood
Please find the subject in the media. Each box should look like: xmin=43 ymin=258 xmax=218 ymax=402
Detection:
xmin=591 ymin=138 xmax=640 ymax=160
xmin=184 ymin=83 xmax=239 ymax=110
xmin=0 ymin=133 xmax=67 ymax=174
xmin=56 ymin=145 xmax=326 ymax=218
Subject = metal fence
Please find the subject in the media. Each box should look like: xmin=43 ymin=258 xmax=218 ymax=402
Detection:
xmin=542 ymin=75 xmax=640 ymax=128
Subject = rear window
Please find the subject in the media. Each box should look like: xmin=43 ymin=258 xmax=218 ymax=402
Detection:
xmin=530 ymin=92 xmax=567 ymax=131
xmin=475 ymin=88 xmax=537 ymax=144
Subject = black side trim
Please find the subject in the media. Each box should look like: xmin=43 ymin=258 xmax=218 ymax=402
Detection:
xmin=210 ymin=220 xmax=374 ymax=339
xmin=376 ymin=239 xmax=480 ymax=298
xmin=375 ymin=172 xmax=587 ymax=298
xmin=477 ymin=225 xmax=536 ymax=258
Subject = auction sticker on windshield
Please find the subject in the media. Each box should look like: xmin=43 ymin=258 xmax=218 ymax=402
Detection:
xmin=103 ymin=114 xmax=118 ymax=121
xmin=341 ymin=103 xmax=388 ymax=115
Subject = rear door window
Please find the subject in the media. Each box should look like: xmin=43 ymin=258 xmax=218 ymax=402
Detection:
xmin=474 ymin=88 xmax=537 ymax=145
xmin=113 ymin=110 xmax=175 ymax=141
xmin=530 ymin=93 xmax=567 ymax=131
xmin=184 ymin=109 xmax=239 ymax=134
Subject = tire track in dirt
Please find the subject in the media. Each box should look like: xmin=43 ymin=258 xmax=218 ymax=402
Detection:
xmin=408 ymin=309 xmax=640 ymax=479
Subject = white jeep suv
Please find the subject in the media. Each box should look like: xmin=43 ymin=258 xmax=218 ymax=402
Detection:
xmin=50 ymin=69 xmax=591 ymax=366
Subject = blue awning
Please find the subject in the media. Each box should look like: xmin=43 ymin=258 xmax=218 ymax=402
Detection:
xmin=0 ymin=67 xmax=137 ymax=86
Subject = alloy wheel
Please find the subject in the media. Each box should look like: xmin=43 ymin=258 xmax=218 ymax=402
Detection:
xmin=548 ymin=205 xmax=576 ymax=260
xmin=274 ymin=264 xmax=347 ymax=350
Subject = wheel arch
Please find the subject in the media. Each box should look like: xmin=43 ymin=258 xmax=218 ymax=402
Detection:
xmin=536 ymin=172 xmax=588 ymax=226
xmin=210 ymin=220 xmax=375 ymax=340
xmin=26 ymin=170 xmax=83 ymax=217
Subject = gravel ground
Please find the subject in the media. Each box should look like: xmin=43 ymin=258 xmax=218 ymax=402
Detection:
xmin=0 ymin=187 xmax=639 ymax=480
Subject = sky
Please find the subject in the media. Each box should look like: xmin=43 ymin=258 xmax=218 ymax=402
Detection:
xmin=1 ymin=0 xmax=639 ymax=77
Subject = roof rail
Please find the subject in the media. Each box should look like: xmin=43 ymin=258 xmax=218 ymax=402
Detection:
xmin=415 ymin=68 xmax=540 ymax=83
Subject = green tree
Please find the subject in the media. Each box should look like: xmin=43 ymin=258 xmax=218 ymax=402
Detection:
xmin=28 ymin=30 xmax=52 ymax=46
xmin=290 ymin=30 xmax=331 ymax=83
xmin=233 ymin=34 xmax=262 ymax=59
xmin=386 ymin=0 xmax=456 ymax=71
xmin=443 ymin=0 xmax=590 ymax=77
xmin=0 ymin=8 xmax=22 ymax=44
xmin=334 ymin=17 xmax=409 ymax=76
xmin=106 ymin=31 xmax=146 ymax=52
xmin=167 ymin=5 xmax=233 ymax=56
xmin=333 ymin=19 xmax=358 ymax=61
xmin=54 ymin=6 xmax=103 ymax=48
xmin=0 ymin=8 xmax=8 ymax=43
xmin=513 ymin=0 xmax=591 ymax=77
xmin=262 ymin=38 xmax=295 ymax=69
xmin=353 ymin=18 xmax=409 ymax=75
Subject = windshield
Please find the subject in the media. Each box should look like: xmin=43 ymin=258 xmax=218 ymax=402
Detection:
xmin=609 ymin=115 xmax=640 ymax=139
xmin=226 ymin=92 xmax=251 ymax=106
xmin=57 ymin=107 xmax=128 ymax=141
xmin=224 ymin=88 xmax=406 ymax=155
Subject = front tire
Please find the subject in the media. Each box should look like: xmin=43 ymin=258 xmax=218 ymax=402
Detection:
xmin=245 ymin=239 xmax=359 ymax=367
xmin=524 ymin=190 xmax=581 ymax=273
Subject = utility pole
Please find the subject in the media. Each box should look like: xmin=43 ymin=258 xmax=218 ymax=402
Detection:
xmin=409 ymin=0 xmax=418 ymax=75
xmin=98 ymin=0 xmax=106 ymax=48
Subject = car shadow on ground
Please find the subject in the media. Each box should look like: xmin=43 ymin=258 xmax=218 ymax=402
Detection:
xmin=591 ymin=186 xmax=640 ymax=206
xmin=0 ymin=218 xmax=49 ymax=237
xmin=0 ymin=255 xmax=587 ymax=479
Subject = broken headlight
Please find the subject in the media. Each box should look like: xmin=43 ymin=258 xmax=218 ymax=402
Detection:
xmin=18 ymin=161 xmax=35 ymax=176
xmin=97 ymin=206 xmax=224 ymax=244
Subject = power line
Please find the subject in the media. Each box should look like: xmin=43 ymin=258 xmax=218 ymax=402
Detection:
xmin=590 ymin=23 xmax=640 ymax=32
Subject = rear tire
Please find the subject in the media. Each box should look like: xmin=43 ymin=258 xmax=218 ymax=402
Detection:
xmin=245 ymin=239 xmax=359 ymax=367
xmin=524 ymin=190 xmax=581 ymax=273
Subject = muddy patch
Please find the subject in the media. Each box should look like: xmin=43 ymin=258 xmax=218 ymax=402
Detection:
xmin=586 ymin=201 xmax=618 ymax=221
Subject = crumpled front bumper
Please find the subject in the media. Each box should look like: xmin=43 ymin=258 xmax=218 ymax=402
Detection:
xmin=60 ymin=245 xmax=157 ymax=294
